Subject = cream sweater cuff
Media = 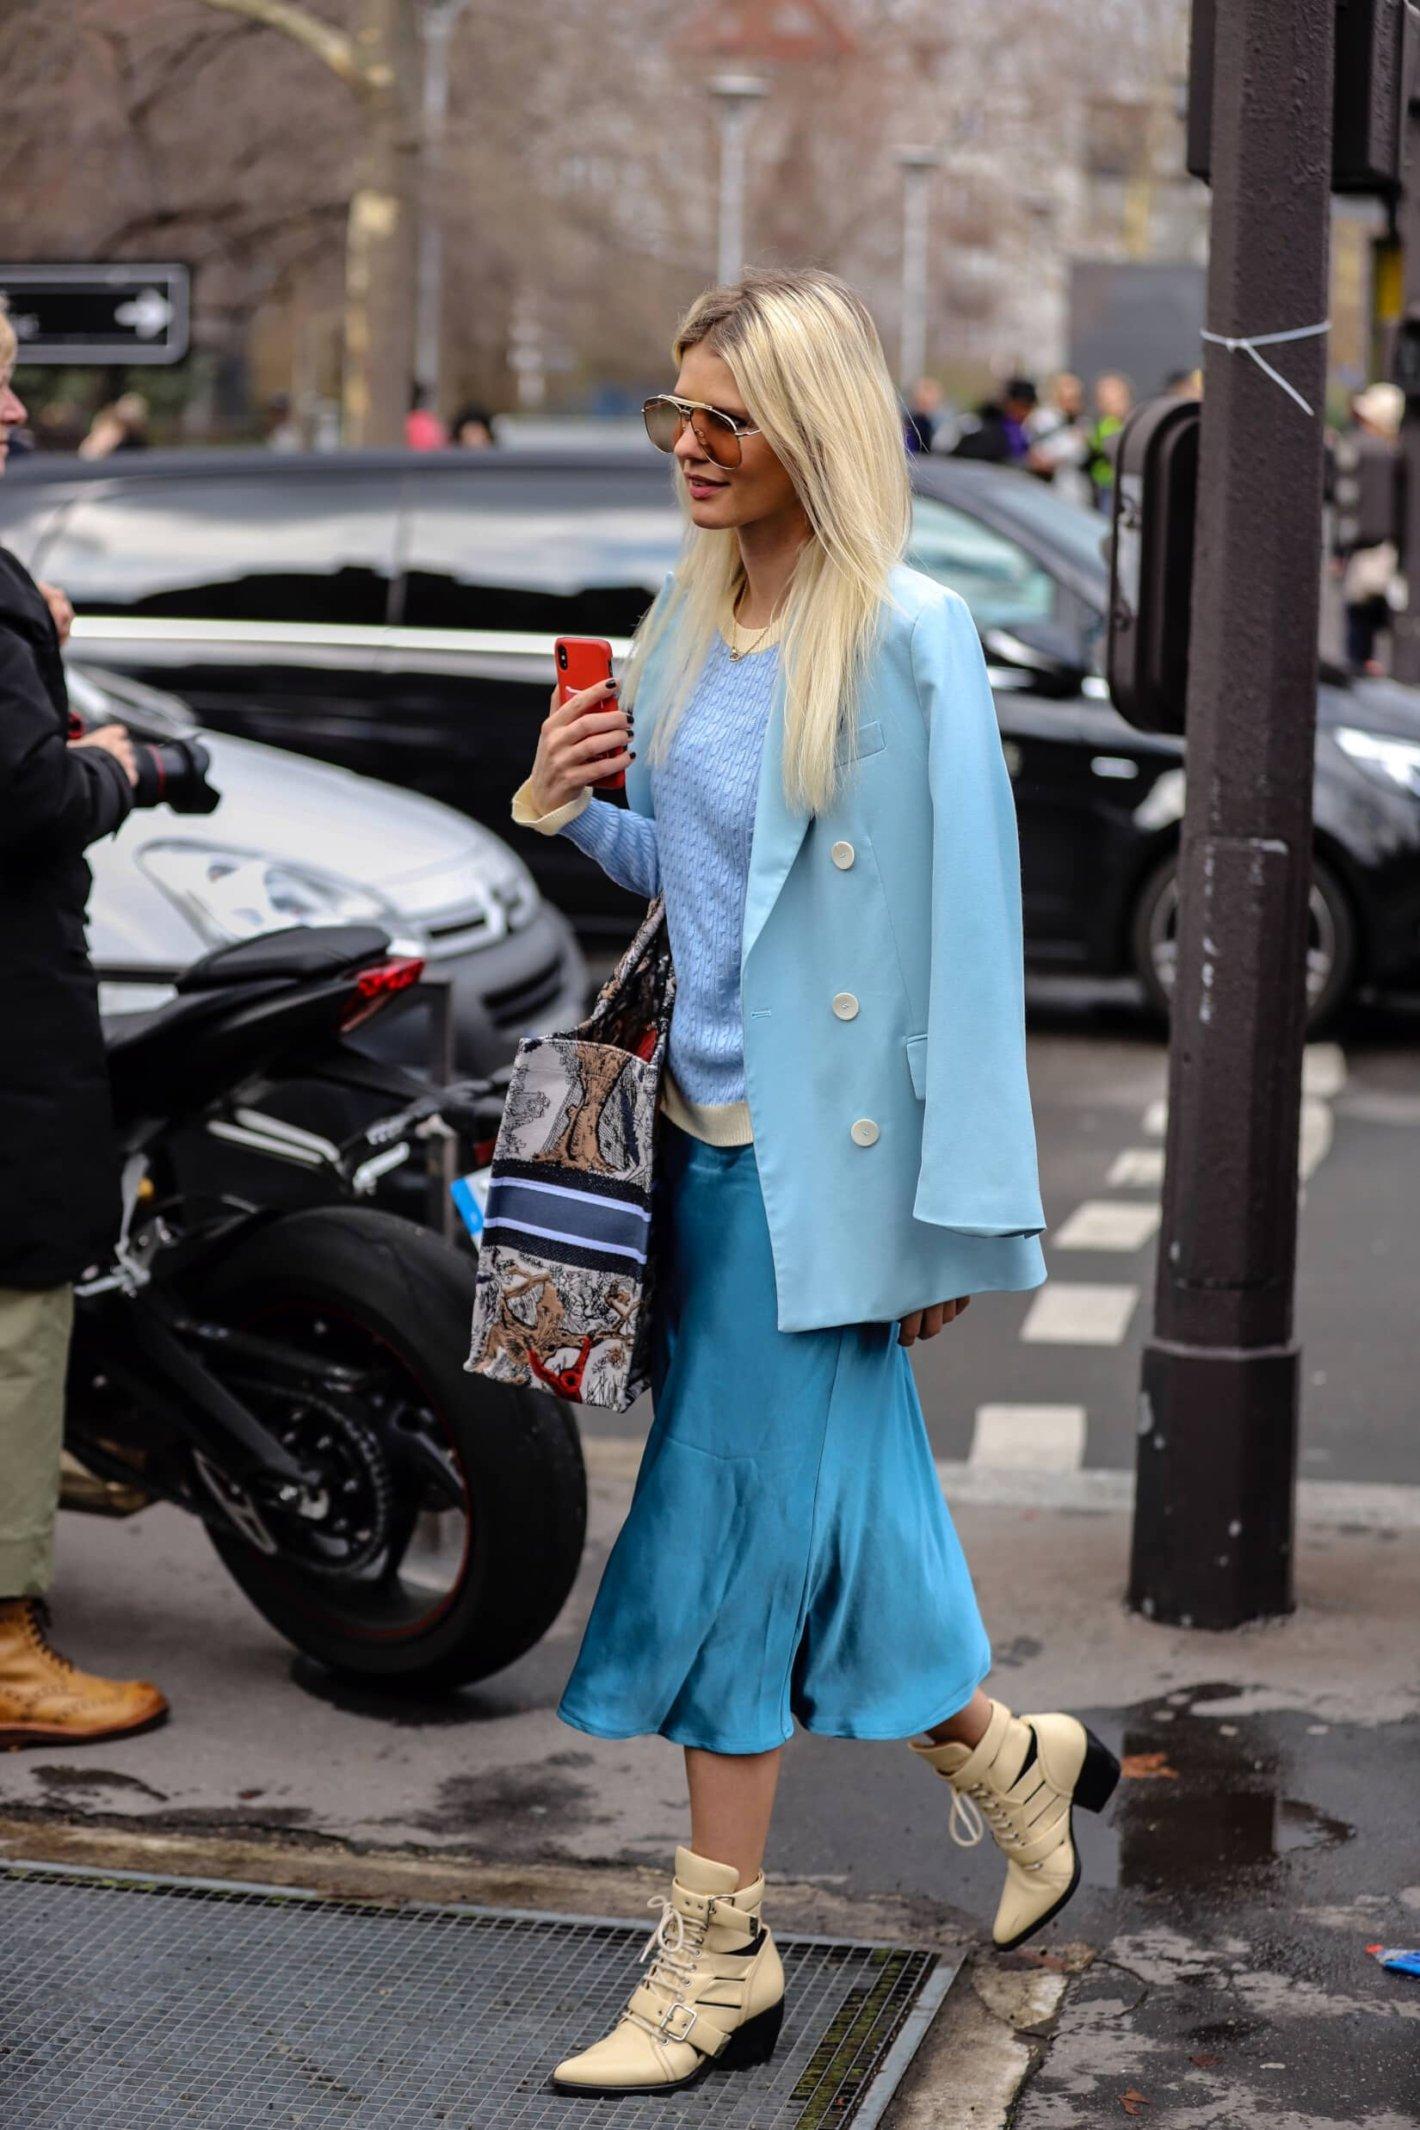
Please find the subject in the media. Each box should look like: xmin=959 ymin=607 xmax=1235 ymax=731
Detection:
xmin=510 ymin=773 xmax=592 ymax=836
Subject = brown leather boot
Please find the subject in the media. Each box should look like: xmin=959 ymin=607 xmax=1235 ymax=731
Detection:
xmin=0 ymin=1598 xmax=169 ymax=1747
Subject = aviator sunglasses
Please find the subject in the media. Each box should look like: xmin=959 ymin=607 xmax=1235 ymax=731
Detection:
xmin=642 ymin=392 xmax=762 ymax=468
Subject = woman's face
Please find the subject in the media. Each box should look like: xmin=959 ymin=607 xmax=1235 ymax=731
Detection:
xmin=670 ymin=343 xmax=803 ymax=535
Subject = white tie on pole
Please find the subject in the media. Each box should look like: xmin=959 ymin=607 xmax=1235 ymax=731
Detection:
xmin=1199 ymin=319 xmax=1331 ymax=417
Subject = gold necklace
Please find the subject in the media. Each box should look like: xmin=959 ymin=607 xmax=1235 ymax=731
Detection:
xmin=728 ymin=587 xmax=780 ymax=660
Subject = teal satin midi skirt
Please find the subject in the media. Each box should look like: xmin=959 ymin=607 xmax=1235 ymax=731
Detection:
xmin=557 ymin=1116 xmax=992 ymax=1756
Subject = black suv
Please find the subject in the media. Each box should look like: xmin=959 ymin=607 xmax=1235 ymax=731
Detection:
xmin=4 ymin=446 xmax=1420 ymax=1019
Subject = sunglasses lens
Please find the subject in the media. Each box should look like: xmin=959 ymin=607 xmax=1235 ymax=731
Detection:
xmin=696 ymin=410 xmax=742 ymax=467
xmin=642 ymin=398 xmax=683 ymax=452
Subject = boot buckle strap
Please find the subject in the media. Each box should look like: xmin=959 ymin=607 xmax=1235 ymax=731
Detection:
xmin=657 ymin=2001 xmax=699 ymax=2045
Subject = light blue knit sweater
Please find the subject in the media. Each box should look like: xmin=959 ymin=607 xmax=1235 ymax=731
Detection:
xmin=558 ymin=632 xmax=778 ymax=1106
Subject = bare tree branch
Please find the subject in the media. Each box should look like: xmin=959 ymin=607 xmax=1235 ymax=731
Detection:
xmin=193 ymin=0 xmax=370 ymax=95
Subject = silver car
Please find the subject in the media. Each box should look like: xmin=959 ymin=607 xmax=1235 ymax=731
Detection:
xmin=69 ymin=663 xmax=588 ymax=1067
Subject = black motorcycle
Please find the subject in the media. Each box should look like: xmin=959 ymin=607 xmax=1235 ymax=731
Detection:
xmin=66 ymin=921 xmax=586 ymax=1692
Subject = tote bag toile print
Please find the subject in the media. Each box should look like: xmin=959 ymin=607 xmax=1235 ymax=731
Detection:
xmin=465 ymin=897 xmax=676 ymax=1411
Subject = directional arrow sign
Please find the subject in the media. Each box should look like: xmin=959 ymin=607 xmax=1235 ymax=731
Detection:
xmin=0 ymin=264 xmax=190 ymax=365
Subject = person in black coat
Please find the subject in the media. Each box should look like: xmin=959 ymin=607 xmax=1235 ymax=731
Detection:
xmin=0 ymin=303 xmax=169 ymax=1745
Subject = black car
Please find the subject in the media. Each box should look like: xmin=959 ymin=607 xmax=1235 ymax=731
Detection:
xmin=3 ymin=446 xmax=1419 ymax=1023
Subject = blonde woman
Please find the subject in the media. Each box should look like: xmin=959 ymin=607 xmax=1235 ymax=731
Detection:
xmin=510 ymin=268 xmax=1119 ymax=2099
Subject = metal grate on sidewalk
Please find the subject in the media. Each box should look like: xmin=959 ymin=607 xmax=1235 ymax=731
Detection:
xmin=0 ymin=1860 xmax=958 ymax=2129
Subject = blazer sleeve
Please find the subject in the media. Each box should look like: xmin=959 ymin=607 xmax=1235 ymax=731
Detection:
xmin=0 ymin=630 xmax=135 ymax=858
xmin=908 ymin=590 xmax=1046 ymax=1238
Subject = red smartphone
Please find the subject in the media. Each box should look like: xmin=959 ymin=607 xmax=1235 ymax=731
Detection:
xmin=555 ymin=635 xmax=624 ymax=793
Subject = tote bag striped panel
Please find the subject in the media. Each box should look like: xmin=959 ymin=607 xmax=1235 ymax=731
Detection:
xmin=480 ymin=1168 xmax=652 ymax=1274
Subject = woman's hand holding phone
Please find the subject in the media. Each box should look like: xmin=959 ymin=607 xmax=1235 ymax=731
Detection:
xmin=525 ymin=674 xmax=634 ymax=817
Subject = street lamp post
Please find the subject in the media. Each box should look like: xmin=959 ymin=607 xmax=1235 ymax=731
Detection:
xmin=896 ymin=148 xmax=940 ymax=392
xmin=415 ymin=0 xmax=470 ymax=413
xmin=710 ymin=74 xmax=769 ymax=285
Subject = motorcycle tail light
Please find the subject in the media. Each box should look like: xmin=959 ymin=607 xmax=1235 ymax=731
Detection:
xmin=340 ymin=956 xmax=426 ymax=1032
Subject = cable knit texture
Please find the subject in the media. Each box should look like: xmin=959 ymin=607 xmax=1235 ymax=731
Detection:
xmin=521 ymin=632 xmax=778 ymax=1116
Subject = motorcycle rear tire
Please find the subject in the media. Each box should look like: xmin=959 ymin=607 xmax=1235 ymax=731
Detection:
xmin=192 ymin=1206 xmax=586 ymax=1692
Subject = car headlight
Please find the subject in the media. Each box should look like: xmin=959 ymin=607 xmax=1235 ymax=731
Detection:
xmin=139 ymin=842 xmax=401 ymax=946
xmin=1335 ymin=726 xmax=1420 ymax=798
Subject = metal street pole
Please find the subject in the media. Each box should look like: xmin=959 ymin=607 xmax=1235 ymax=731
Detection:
xmin=414 ymin=0 xmax=469 ymax=413
xmin=896 ymin=148 xmax=940 ymax=391
xmin=1390 ymin=9 xmax=1420 ymax=682
xmin=710 ymin=74 xmax=768 ymax=284
xmin=1128 ymin=0 xmax=1335 ymax=1630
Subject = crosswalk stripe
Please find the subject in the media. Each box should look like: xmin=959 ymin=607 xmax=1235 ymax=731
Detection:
xmin=1020 ymin=1282 xmax=1139 ymax=1345
xmin=1302 ymin=1042 xmax=1347 ymax=1098
xmin=970 ymin=1404 xmax=1086 ymax=1471
xmin=1051 ymin=1200 xmax=1161 ymax=1251
xmin=1107 ymin=1147 xmax=1165 ymax=1187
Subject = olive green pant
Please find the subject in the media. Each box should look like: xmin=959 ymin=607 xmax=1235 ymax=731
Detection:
xmin=0 ymin=1285 xmax=73 ymax=1599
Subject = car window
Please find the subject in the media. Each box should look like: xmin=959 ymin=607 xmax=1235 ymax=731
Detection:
xmin=37 ymin=474 xmax=401 ymax=625
xmin=907 ymin=494 xmax=1056 ymax=631
xmin=399 ymin=467 xmax=683 ymax=636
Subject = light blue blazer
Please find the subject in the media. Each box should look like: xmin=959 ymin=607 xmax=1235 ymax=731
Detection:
xmin=624 ymin=561 xmax=1048 ymax=1333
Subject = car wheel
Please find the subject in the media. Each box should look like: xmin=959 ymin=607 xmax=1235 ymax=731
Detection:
xmin=1129 ymin=850 xmax=1356 ymax=1031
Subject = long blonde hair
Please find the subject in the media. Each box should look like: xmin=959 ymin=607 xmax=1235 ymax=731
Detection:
xmin=624 ymin=268 xmax=911 ymax=818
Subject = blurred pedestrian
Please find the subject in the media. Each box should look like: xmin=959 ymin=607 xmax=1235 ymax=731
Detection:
xmin=1163 ymin=365 xmax=1203 ymax=399
xmin=262 ymin=392 xmax=303 ymax=452
xmin=0 ymin=298 xmax=169 ymax=1747
xmin=451 ymin=402 xmax=499 ymax=449
xmin=1027 ymin=372 xmax=1090 ymax=507
xmin=1340 ymin=381 xmax=1403 ymax=675
xmin=405 ymin=386 xmax=448 ymax=451
xmin=77 ymin=391 xmax=149 ymax=459
xmin=34 ymin=399 xmax=86 ymax=453
xmin=950 ymin=374 xmax=1038 ymax=465
xmin=903 ymin=375 xmax=944 ymax=454
xmin=512 ymin=266 xmax=1116 ymax=2098
xmin=1085 ymin=372 xmax=1132 ymax=512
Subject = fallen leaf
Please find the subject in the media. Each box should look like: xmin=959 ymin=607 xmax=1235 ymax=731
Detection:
xmin=1120 ymin=1752 xmax=1179 ymax=1781
xmin=1120 ymin=2091 xmax=1151 ymax=2117
xmin=1189 ymin=2053 xmax=1220 ymax=2068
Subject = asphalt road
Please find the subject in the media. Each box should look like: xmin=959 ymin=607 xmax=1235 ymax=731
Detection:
xmin=575 ymin=974 xmax=1420 ymax=1490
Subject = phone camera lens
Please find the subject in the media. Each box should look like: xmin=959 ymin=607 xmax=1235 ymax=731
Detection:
xmin=557 ymin=646 xmax=568 ymax=668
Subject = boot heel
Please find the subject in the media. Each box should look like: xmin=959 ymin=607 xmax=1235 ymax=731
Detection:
xmin=720 ymin=1995 xmax=785 ymax=2070
xmin=1075 ymin=1728 xmax=1120 ymax=1814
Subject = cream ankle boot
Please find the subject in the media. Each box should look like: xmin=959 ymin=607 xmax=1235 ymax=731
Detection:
xmin=911 ymin=1697 xmax=1119 ymax=1950
xmin=551 ymin=1845 xmax=786 ymax=2096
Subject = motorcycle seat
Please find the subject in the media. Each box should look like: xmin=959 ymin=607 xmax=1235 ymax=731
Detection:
xmin=175 ymin=924 xmax=393 ymax=993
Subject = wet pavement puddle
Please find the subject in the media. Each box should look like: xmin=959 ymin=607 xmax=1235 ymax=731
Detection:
xmin=1111 ymin=1682 xmax=1354 ymax=1893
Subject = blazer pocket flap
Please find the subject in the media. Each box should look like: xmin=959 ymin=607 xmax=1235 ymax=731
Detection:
xmin=904 ymin=1031 xmax=928 ymax=1100
xmin=836 ymin=716 xmax=884 ymax=763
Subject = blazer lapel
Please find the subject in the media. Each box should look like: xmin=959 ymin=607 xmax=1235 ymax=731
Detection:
xmin=741 ymin=668 xmax=811 ymax=974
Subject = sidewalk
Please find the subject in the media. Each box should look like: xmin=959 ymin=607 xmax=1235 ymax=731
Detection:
xmin=2 ymin=1445 xmax=1416 ymax=2126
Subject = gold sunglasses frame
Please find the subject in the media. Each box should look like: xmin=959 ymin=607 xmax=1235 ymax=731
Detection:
xmin=642 ymin=393 xmax=762 ymax=466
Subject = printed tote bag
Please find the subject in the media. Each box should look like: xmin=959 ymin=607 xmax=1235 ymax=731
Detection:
xmin=464 ymin=895 xmax=676 ymax=1411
